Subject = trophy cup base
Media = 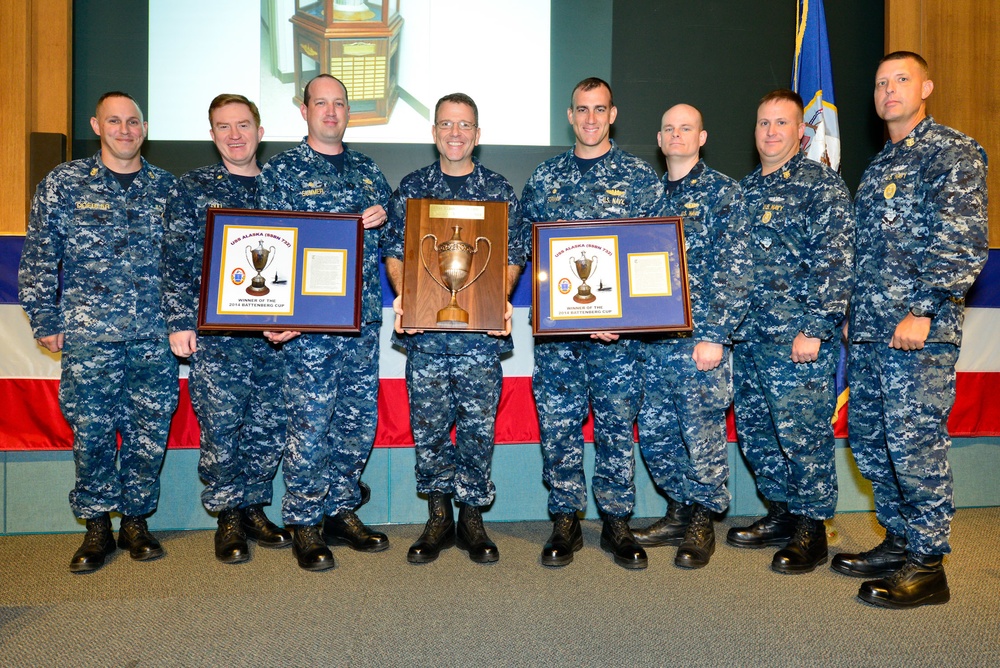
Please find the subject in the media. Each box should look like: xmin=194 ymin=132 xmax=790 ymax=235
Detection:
xmin=436 ymin=306 xmax=469 ymax=328
xmin=573 ymin=293 xmax=597 ymax=304
xmin=246 ymin=286 xmax=270 ymax=296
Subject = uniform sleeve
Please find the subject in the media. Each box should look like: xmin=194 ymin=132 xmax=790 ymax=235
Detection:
xmin=634 ymin=164 xmax=666 ymax=218
xmin=256 ymin=161 xmax=288 ymax=211
xmin=520 ymin=172 xmax=545 ymax=226
xmin=18 ymin=174 xmax=65 ymax=338
xmin=505 ymin=185 xmax=526 ymax=267
xmin=382 ymin=187 xmax=407 ymax=260
xmin=910 ymin=143 xmax=989 ymax=315
xmin=800 ymin=174 xmax=856 ymax=340
xmin=371 ymin=168 xmax=392 ymax=208
xmin=699 ymin=183 xmax=751 ymax=344
xmin=521 ymin=169 xmax=552 ymax=260
xmin=161 ymin=178 xmax=200 ymax=332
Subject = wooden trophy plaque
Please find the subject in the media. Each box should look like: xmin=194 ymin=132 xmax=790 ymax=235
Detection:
xmin=400 ymin=198 xmax=509 ymax=332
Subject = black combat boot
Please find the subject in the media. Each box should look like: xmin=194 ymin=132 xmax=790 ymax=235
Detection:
xmin=674 ymin=504 xmax=715 ymax=570
xmin=407 ymin=492 xmax=455 ymax=564
xmin=117 ymin=515 xmax=164 ymax=561
xmin=292 ymin=524 xmax=335 ymax=571
xmin=215 ymin=508 xmax=250 ymax=564
xmin=357 ymin=481 xmax=372 ymax=508
xmin=831 ymin=532 xmax=907 ymax=578
xmin=771 ymin=516 xmax=827 ymax=574
xmin=600 ymin=515 xmax=648 ymax=570
xmin=69 ymin=512 xmax=116 ymax=574
xmin=858 ymin=553 xmax=950 ymax=609
xmin=541 ymin=513 xmax=583 ymax=567
xmin=632 ymin=498 xmax=693 ymax=547
xmin=324 ymin=510 xmax=390 ymax=552
xmin=456 ymin=504 xmax=499 ymax=564
xmin=241 ymin=505 xmax=292 ymax=548
xmin=726 ymin=500 xmax=796 ymax=548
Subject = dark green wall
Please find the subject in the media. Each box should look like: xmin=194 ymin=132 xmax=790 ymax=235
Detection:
xmin=73 ymin=0 xmax=883 ymax=194
xmin=611 ymin=0 xmax=885 ymax=192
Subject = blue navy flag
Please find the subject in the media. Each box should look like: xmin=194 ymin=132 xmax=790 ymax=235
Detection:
xmin=793 ymin=0 xmax=840 ymax=171
xmin=793 ymin=0 xmax=847 ymax=428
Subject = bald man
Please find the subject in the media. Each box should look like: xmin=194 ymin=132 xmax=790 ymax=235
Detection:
xmin=632 ymin=104 xmax=750 ymax=569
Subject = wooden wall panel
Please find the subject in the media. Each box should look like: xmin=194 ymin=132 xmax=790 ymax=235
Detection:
xmin=31 ymin=0 xmax=72 ymax=140
xmin=886 ymin=0 xmax=1000 ymax=248
xmin=0 ymin=0 xmax=71 ymax=237
xmin=0 ymin=3 xmax=32 ymax=235
xmin=885 ymin=0 xmax=923 ymax=52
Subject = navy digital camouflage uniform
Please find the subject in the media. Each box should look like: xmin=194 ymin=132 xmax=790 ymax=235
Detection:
xmin=638 ymin=161 xmax=751 ymax=514
xmin=850 ymin=117 xmax=988 ymax=555
xmin=733 ymin=152 xmax=855 ymax=520
xmin=384 ymin=159 xmax=526 ymax=507
xmin=18 ymin=153 xmax=179 ymax=519
xmin=521 ymin=141 xmax=664 ymax=518
xmin=162 ymin=162 xmax=286 ymax=513
xmin=256 ymin=139 xmax=391 ymax=526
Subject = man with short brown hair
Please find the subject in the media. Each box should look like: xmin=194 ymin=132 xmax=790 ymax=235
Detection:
xmin=20 ymin=92 xmax=179 ymax=573
xmin=522 ymin=77 xmax=664 ymax=570
xmin=834 ymin=52 xmax=988 ymax=608
xmin=257 ymin=75 xmax=392 ymax=571
xmin=384 ymin=92 xmax=525 ymax=565
xmin=163 ymin=93 xmax=293 ymax=564
xmin=727 ymin=88 xmax=855 ymax=576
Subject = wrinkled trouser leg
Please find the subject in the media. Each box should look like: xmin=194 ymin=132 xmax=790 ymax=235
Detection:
xmin=849 ymin=342 xmax=957 ymax=555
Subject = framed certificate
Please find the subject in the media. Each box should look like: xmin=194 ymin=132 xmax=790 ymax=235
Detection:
xmin=531 ymin=217 xmax=692 ymax=336
xmin=198 ymin=208 xmax=363 ymax=332
xmin=400 ymin=198 xmax=509 ymax=332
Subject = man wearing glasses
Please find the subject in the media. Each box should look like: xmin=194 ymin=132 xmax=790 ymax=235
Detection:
xmin=384 ymin=93 xmax=525 ymax=565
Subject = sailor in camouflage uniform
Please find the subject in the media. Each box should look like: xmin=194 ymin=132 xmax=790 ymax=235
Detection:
xmin=522 ymin=78 xmax=664 ymax=570
xmin=831 ymin=52 xmax=988 ymax=609
xmin=727 ymin=90 xmax=855 ymax=575
xmin=632 ymin=104 xmax=751 ymax=570
xmin=384 ymin=93 xmax=526 ymax=565
xmin=162 ymin=94 xmax=292 ymax=565
xmin=19 ymin=92 xmax=178 ymax=573
xmin=256 ymin=75 xmax=391 ymax=571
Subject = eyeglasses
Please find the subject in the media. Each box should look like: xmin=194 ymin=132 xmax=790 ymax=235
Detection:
xmin=435 ymin=120 xmax=477 ymax=131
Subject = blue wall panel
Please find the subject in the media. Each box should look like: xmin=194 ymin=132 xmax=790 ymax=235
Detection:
xmin=3 ymin=438 xmax=997 ymax=534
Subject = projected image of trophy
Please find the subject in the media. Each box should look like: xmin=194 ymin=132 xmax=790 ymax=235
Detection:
xmin=245 ymin=240 xmax=276 ymax=296
xmin=420 ymin=226 xmax=491 ymax=328
xmin=570 ymin=251 xmax=598 ymax=303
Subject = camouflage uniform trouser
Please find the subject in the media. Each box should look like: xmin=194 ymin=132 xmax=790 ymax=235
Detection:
xmin=848 ymin=342 xmax=958 ymax=555
xmin=406 ymin=349 xmax=501 ymax=507
xmin=732 ymin=341 xmax=838 ymax=519
xmin=532 ymin=338 xmax=641 ymax=517
xmin=60 ymin=338 xmax=177 ymax=519
xmin=638 ymin=340 xmax=731 ymax=513
xmin=281 ymin=322 xmax=379 ymax=525
xmin=189 ymin=334 xmax=286 ymax=513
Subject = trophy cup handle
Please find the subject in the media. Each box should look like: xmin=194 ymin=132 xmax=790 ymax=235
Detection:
xmin=419 ymin=233 xmax=450 ymax=292
xmin=590 ymin=253 xmax=598 ymax=274
xmin=245 ymin=245 xmax=254 ymax=266
xmin=569 ymin=254 xmax=580 ymax=280
xmin=455 ymin=237 xmax=492 ymax=295
xmin=264 ymin=246 xmax=276 ymax=272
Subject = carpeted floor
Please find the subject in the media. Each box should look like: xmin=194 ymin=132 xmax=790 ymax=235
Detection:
xmin=0 ymin=508 xmax=997 ymax=667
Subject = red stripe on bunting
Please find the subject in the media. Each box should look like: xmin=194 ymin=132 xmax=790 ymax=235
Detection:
xmin=3 ymin=373 xmax=994 ymax=451
xmin=949 ymin=372 xmax=1000 ymax=437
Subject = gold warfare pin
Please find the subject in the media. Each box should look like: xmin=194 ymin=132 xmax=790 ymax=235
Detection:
xmin=884 ymin=182 xmax=897 ymax=200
